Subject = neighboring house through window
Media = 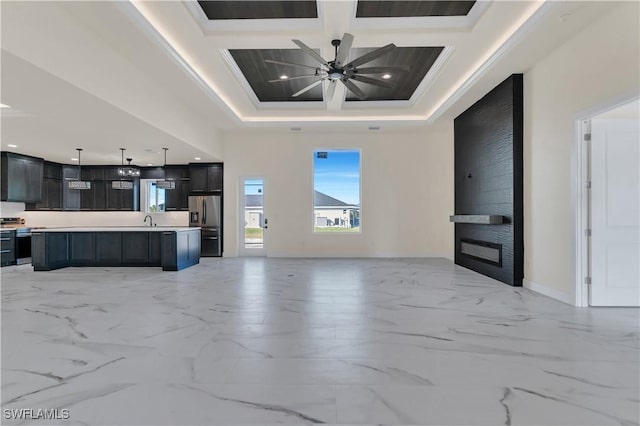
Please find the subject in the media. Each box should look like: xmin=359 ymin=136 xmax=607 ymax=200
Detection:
xmin=313 ymin=149 xmax=360 ymax=233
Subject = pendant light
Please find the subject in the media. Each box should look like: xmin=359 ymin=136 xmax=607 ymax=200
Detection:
xmin=68 ymin=148 xmax=91 ymax=190
xmin=112 ymin=148 xmax=134 ymax=190
xmin=117 ymin=148 xmax=140 ymax=177
xmin=156 ymin=147 xmax=175 ymax=190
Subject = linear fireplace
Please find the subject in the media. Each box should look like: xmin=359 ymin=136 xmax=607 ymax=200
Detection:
xmin=460 ymin=239 xmax=502 ymax=267
xmin=453 ymin=74 xmax=523 ymax=286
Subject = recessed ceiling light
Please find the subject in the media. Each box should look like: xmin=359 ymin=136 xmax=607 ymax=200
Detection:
xmin=194 ymin=157 xmax=201 ymax=160
xmin=280 ymin=75 xmax=288 ymax=80
xmin=71 ymin=158 xmax=79 ymax=161
xmin=147 ymin=163 xmax=153 ymax=166
xmin=382 ymin=74 xmax=392 ymax=80
xmin=7 ymin=144 xmax=17 ymax=148
xmin=0 ymin=103 xmax=11 ymax=109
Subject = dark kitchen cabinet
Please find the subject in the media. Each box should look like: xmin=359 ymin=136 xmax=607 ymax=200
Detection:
xmin=1 ymin=152 xmax=44 ymax=203
xmin=96 ymin=232 xmax=122 ymax=264
xmin=40 ymin=178 xmax=62 ymax=210
xmin=76 ymin=165 xmax=139 ymax=211
xmin=122 ymin=232 xmax=149 ymax=264
xmin=1 ymin=230 xmax=16 ymax=267
xmin=163 ymin=166 xmax=190 ymax=211
xmin=62 ymin=166 xmax=81 ymax=210
xmin=80 ymin=178 xmax=107 ymax=210
xmin=70 ymin=233 xmax=95 ymax=265
xmin=189 ymin=163 xmax=223 ymax=193
xmin=164 ymin=180 xmax=190 ymax=211
xmin=149 ymin=232 xmax=161 ymax=265
xmin=26 ymin=162 xmax=63 ymax=211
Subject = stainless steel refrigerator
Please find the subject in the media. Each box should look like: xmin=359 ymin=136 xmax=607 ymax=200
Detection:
xmin=189 ymin=195 xmax=222 ymax=257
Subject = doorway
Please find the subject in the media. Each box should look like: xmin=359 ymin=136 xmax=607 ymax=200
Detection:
xmin=239 ymin=178 xmax=266 ymax=256
xmin=576 ymin=99 xmax=639 ymax=306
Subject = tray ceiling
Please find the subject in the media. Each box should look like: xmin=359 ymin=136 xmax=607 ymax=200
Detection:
xmin=197 ymin=0 xmax=317 ymax=20
xmin=356 ymin=1 xmax=476 ymax=18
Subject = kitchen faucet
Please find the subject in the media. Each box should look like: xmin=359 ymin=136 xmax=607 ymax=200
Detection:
xmin=144 ymin=215 xmax=154 ymax=227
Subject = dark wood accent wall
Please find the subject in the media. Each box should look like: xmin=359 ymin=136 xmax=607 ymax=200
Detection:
xmin=453 ymin=74 xmax=523 ymax=286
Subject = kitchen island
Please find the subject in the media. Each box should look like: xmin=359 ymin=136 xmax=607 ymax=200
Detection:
xmin=31 ymin=227 xmax=200 ymax=271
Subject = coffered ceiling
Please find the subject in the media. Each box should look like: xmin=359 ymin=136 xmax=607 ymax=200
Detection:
xmin=0 ymin=0 xmax=621 ymax=163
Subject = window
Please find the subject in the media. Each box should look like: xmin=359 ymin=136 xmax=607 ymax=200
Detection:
xmin=313 ymin=149 xmax=360 ymax=233
xmin=144 ymin=180 xmax=165 ymax=213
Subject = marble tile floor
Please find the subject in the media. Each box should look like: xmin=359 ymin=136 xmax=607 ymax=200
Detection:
xmin=1 ymin=257 xmax=638 ymax=425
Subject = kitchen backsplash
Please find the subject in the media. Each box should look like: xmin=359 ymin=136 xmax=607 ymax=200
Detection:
xmin=0 ymin=202 xmax=188 ymax=227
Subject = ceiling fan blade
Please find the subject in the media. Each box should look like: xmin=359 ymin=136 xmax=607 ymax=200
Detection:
xmin=344 ymin=43 xmax=396 ymax=69
xmin=351 ymin=74 xmax=396 ymax=88
xmin=335 ymin=32 xmax=354 ymax=68
xmin=292 ymin=79 xmax=324 ymax=97
xmin=292 ymin=39 xmax=329 ymax=67
xmin=353 ymin=66 xmax=410 ymax=74
xmin=341 ymin=79 xmax=367 ymax=100
xmin=268 ymin=74 xmax=320 ymax=83
xmin=325 ymin=80 xmax=337 ymax=102
xmin=265 ymin=59 xmax=323 ymax=72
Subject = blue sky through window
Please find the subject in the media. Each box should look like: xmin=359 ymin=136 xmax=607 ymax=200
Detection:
xmin=314 ymin=150 xmax=360 ymax=205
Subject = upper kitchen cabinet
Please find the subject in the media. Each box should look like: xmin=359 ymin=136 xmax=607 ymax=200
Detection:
xmin=25 ymin=161 xmax=63 ymax=210
xmin=78 ymin=166 xmax=139 ymax=211
xmin=1 ymin=152 xmax=44 ymax=203
xmin=164 ymin=165 xmax=190 ymax=211
xmin=189 ymin=163 xmax=223 ymax=193
xmin=62 ymin=166 xmax=81 ymax=210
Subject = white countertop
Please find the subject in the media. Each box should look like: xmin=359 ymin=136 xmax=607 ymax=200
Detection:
xmin=34 ymin=227 xmax=199 ymax=233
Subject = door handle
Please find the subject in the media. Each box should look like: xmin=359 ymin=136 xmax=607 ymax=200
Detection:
xmin=202 ymin=199 xmax=206 ymax=225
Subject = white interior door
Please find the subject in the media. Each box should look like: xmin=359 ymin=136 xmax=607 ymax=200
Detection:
xmin=590 ymin=118 xmax=640 ymax=306
xmin=239 ymin=178 xmax=266 ymax=256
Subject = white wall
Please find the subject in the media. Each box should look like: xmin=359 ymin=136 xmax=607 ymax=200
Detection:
xmin=524 ymin=2 xmax=640 ymax=299
xmin=0 ymin=202 xmax=188 ymax=228
xmin=223 ymin=124 xmax=454 ymax=258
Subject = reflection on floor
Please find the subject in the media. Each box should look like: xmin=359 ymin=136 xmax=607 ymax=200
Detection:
xmin=1 ymin=258 xmax=638 ymax=425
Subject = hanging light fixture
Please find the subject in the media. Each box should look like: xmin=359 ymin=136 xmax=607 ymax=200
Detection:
xmin=112 ymin=148 xmax=134 ymax=190
xmin=156 ymin=147 xmax=175 ymax=190
xmin=68 ymin=148 xmax=91 ymax=190
xmin=117 ymin=149 xmax=140 ymax=177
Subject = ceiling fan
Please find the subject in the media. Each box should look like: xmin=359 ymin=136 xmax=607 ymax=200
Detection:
xmin=265 ymin=33 xmax=409 ymax=101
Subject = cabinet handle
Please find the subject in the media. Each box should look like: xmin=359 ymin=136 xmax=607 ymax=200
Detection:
xmin=0 ymin=250 xmax=11 ymax=254
xmin=0 ymin=238 xmax=11 ymax=241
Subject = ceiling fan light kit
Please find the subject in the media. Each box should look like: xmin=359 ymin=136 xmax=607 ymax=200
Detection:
xmin=265 ymin=33 xmax=408 ymax=101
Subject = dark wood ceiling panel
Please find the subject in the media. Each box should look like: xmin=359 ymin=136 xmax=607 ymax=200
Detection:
xmin=345 ymin=47 xmax=443 ymax=101
xmin=198 ymin=1 xmax=317 ymax=20
xmin=230 ymin=46 xmax=444 ymax=102
xmin=230 ymin=49 xmax=324 ymax=102
xmin=356 ymin=1 xmax=475 ymax=17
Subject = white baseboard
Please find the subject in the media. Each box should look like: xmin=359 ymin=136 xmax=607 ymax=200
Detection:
xmin=523 ymin=279 xmax=574 ymax=305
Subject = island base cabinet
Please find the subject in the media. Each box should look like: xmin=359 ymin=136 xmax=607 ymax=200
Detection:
xmin=32 ymin=233 xmax=69 ymax=271
xmin=122 ymin=233 xmax=150 ymax=265
xmin=70 ymin=233 xmax=96 ymax=266
xmin=149 ymin=232 xmax=161 ymax=265
xmin=32 ymin=230 xmax=199 ymax=271
xmin=96 ymin=233 xmax=122 ymax=265
xmin=161 ymin=229 xmax=200 ymax=271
